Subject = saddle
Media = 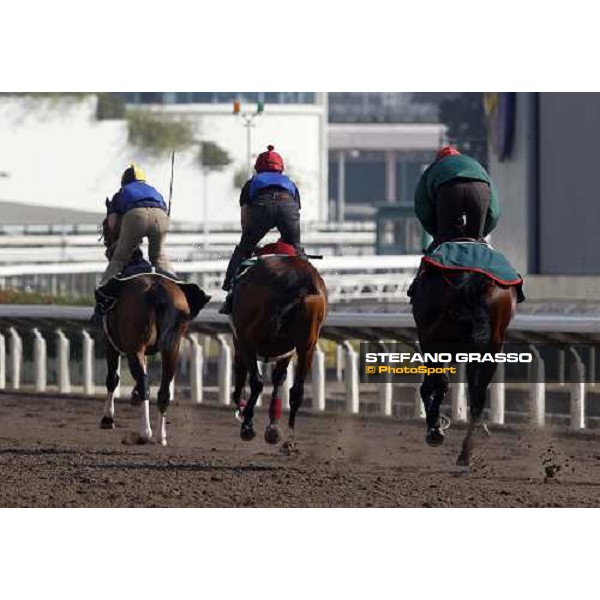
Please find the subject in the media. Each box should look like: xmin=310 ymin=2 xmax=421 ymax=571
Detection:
xmin=233 ymin=240 xmax=306 ymax=287
xmin=409 ymin=239 xmax=526 ymax=303
xmin=98 ymin=257 xmax=210 ymax=320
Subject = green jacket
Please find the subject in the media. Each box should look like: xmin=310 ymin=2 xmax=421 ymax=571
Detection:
xmin=414 ymin=155 xmax=500 ymax=237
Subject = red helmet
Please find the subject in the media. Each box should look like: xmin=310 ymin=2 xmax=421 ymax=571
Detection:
xmin=436 ymin=146 xmax=461 ymax=161
xmin=255 ymin=145 xmax=284 ymax=173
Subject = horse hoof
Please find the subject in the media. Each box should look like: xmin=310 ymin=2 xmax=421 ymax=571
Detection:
xmin=240 ymin=424 xmax=256 ymax=442
xmin=158 ymin=439 xmax=168 ymax=448
xmin=475 ymin=424 xmax=491 ymax=439
xmin=100 ymin=417 xmax=115 ymax=430
xmin=456 ymin=453 xmax=470 ymax=467
xmin=264 ymin=425 xmax=281 ymax=445
xmin=426 ymin=427 xmax=445 ymax=447
xmin=122 ymin=432 xmax=153 ymax=446
xmin=281 ymin=440 xmax=299 ymax=456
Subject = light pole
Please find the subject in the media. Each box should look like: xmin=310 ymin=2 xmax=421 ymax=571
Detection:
xmin=233 ymin=100 xmax=265 ymax=177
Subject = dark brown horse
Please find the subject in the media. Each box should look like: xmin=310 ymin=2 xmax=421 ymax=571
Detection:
xmin=230 ymin=255 xmax=327 ymax=452
xmin=99 ymin=217 xmax=210 ymax=445
xmin=411 ymin=264 xmax=517 ymax=466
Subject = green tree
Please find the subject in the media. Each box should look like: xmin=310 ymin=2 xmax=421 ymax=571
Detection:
xmin=127 ymin=110 xmax=196 ymax=157
xmin=199 ymin=141 xmax=232 ymax=172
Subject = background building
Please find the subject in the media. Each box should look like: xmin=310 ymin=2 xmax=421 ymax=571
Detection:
xmin=489 ymin=93 xmax=600 ymax=276
xmin=327 ymin=93 xmax=449 ymax=222
xmin=0 ymin=93 xmax=328 ymax=224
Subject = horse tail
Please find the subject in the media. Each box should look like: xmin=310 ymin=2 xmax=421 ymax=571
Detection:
xmin=454 ymin=272 xmax=491 ymax=344
xmin=271 ymin=269 xmax=319 ymax=337
xmin=149 ymin=282 xmax=189 ymax=350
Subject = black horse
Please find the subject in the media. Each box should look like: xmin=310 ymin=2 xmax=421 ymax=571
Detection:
xmin=411 ymin=266 xmax=517 ymax=466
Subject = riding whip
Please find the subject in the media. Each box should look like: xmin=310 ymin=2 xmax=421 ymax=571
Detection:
xmin=98 ymin=197 xmax=110 ymax=242
xmin=168 ymin=151 xmax=175 ymax=217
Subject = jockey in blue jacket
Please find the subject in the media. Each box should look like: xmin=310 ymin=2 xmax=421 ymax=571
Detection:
xmin=92 ymin=164 xmax=176 ymax=323
xmin=219 ymin=145 xmax=302 ymax=314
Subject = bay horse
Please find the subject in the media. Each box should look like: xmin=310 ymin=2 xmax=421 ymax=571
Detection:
xmin=99 ymin=216 xmax=210 ymax=445
xmin=411 ymin=262 xmax=517 ymax=466
xmin=230 ymin=252 xmax=328 ymax=453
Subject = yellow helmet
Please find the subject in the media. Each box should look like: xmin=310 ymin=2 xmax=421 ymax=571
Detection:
xmin=121 ymin=163 xmax=146 ymax=186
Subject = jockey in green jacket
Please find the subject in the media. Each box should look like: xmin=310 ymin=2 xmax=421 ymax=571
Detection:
xmin=414 ymin=146 xmax=500 ymax=244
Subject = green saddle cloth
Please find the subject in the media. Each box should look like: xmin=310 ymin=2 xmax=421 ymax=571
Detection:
xmin=422 ymin=241 xmax=523 ymax=286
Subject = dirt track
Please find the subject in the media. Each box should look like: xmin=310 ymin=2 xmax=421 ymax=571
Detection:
xmin=1 ymin=393 xmax=600 ymax=507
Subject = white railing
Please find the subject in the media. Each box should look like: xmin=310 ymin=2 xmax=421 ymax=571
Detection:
xmin=0 ymin=222 xmax=377 ymax=264
xmin=0 ymin=220 xmax=376 ymax=237
xmin=0 ymin=305 xmax=597 ymax=431
xmin=0 ymin=255 xmax=422 ymax=303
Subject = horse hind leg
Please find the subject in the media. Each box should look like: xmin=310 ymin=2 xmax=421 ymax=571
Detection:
xmin=283 ymin=343 xmax=315 ymax=455
xmin=421 ymin=372 xmax=449 ymax=447
xmin=101 ymin=345 xmax=120 ymax=430
xmin=124 ymin=352 xmax=153 ymax=445
xmin=240 ymin=353 xmax=263 ymax=442
xmin=232 ymin=352 xmax=248 ymax=422
xmin=156 ymin=346 xmax=179 ymax=447
xmin=457 ymin=362 xmax=495 ymax=467
xmin=265 ymin=357 xmax=291 ymax=445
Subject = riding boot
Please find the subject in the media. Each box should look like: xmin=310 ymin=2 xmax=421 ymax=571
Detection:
xmin=90 ymin=289 xmax=114 ymax=326
xmin=222 ymin=245 xmax=247 ymax=292
xmin=407 ymin=268 xmax=423 ymax=301
xmin=219 ymin=292 xmax=233 ymax=315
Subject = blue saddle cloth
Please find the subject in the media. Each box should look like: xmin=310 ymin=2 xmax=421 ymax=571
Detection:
xmin=422 ymin=241 xmax=524 ymax=291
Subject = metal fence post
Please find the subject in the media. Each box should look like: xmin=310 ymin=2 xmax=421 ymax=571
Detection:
xmin=311 ymin=344 xmax=326 ymax=411
xmin=8 ymin=328 xmax=22 ymax=390
xmin=414 ymin=385 xmax=425 ymax=419
xmin=56 ymin=329 xmax=71 ymax=394
xmin=281 ymin=360 xmax=294 ymax=412
xmin=217 ymin=334 xmax=231 ymax=406
xmin=32 ymin=328 xmax=47 ymax=393
xmin=378 ymin=340 xmax=393 ymax=417
xmin=379 ymin=378 xmax=393 ymax=417
xmin=82 ymin=330 xmax=95 ymax=396
xmin=336 ymin=343 xmax=344 ymax=383
xmin=568 ymin=346 xmax=586 ymax=431
xmin=0 ymin=331 xmax=5 ymax=390
xmin=343 ymin=341 xmax=360 ymax=414
xmin=528 ymin=344 xmax=545 ymax=428
xmin=451 ymin=363 xmax=468 ymax=422
xmin=490 ymin=362 xmax=505 ymax=425
xmin=188 ymin=334 xmax=204 ymax=404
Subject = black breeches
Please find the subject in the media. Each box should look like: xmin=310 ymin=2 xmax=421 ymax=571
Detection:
xmin=435 ymin=180 xmax=491 ymax=242
xmin=239 ymin=197 xmax=301 ymax=254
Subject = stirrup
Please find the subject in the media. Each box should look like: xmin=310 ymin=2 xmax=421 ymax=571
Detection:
xmin=438 ymin=415 xmax=451 ymax=431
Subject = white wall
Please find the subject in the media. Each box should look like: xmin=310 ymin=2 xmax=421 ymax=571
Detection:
xmin=0 ymin=96 xmax=326 ymax=224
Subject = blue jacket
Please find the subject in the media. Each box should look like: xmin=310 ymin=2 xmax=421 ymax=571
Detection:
xmin=242 ymin=172 xmax=300 ymax=206
xmin=109 ymin=181 xmax=167 ymax=215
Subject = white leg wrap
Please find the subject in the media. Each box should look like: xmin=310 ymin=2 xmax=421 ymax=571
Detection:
xmin=103 ymin=392 xmax=115 ymax=420
xmin=157 ymin=413 xmax=167 ymax=447
xmin=139 ymin=400 xmax=153 ymax=441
